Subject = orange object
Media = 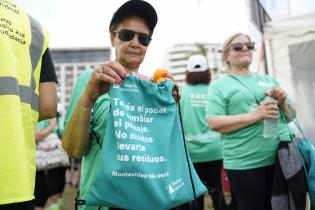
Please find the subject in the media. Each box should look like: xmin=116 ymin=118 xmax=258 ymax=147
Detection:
xmin=152 ymin=68 xmax=171 ymax=83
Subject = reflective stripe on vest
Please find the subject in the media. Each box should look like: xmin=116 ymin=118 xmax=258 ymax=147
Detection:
xmin=0 ymin=15 xmax=44 ymax=111
xmin=0 ymin=77 xmax=39 ymax=111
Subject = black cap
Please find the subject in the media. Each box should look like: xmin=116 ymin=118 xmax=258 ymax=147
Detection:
xmin=109 ymin=0 xmax=158 ymax=33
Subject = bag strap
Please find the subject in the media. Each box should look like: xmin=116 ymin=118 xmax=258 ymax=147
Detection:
xmin=75 ymin=195 xmax=85 ymax=210
xmin=293 ymin=118 xmax=307 ymax=139
xmin=89 ymin=104 xmax=112 ymax=150
xmin=228 ymin=74 xmax=261 ymax=105
xmin=75 ymin=193 xmax=104 ymax=210
xmin=173 ymin=85 xmax=198 ymax=207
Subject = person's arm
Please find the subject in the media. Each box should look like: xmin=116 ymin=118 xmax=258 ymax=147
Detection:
xmin=35 ymin=118 xmax=57 ymax=141
xmin=208 ymin=100 xmax=279 ymax=133
xmin=62 ymin=92 xmax=95 ymax=158
xmin=208 ymin=112 xmax=261 ymax=133
xmin=62 ymin=61 xmax=128 ymax=158
xmin=38 ymin=82 xmax=57 ymax=121
xmin=38 ymin=48 xmax=57 ymax=121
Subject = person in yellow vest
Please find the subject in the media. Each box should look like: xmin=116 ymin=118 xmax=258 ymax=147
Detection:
xmin=0 ymin=0 xmax=58 ymax=209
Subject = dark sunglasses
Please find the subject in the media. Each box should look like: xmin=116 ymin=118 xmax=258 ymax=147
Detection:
xmin=229 ymin=42 xmax=255 ymax=51
xmin=114 ymin=29 xmax=151 ymax=47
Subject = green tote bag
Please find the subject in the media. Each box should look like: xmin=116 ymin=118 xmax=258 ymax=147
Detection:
xmin=83 ymin=75 xmax=207 ymax=210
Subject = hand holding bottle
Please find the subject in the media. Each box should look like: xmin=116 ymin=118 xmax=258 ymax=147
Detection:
xmin=262 ymin=96 xmax=279 ymax=119
xmin=266 ymin=87 xmax=287 ymax=108
xmin=254 ymin=97 xmax=279 ymax=120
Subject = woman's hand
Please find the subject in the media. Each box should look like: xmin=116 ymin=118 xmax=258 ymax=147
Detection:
xmin=254 ymin=99 xmax=279 ymax=120
xmin=266 ymin=87 xmax=296 ymax=121
xmin=85 ymin=61 xmax=129 ymax=102
xmin=266 ymin=87 xmax=287 ymax=108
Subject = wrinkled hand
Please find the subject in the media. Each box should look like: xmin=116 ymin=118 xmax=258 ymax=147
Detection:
xmin=85 ymin=61 xmax=129 ymax=102
xmin=266 ymin=87 xmax=287 ymax=107
xmin=254 ymin=99 xmax=279 ymax=120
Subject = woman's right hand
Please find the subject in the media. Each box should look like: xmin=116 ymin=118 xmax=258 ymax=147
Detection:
xmin=84 ymin=61 xmax=129 ymax=102
xmin=254 ymin=99 xmax=279 ymax=121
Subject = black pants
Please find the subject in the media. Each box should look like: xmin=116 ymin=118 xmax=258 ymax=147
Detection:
xmin=175 ymin=160 xmax=227 ymax=210
xmin=226 ymin=165 xmax=274 ymax=210
xmin=35 ymin=167 xmax=66 ymax=207
xmin=0 ymin=200 xmax=34 ymax=210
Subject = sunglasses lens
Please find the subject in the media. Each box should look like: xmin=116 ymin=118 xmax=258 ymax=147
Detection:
xmin=116 ymin=29 xmax=151 ymax=46
xmin=232 ymin=43 xmax=244 ymax=51
xmin=246 ymin=42 xmax=255 ymax=50
xmin=138 ymin=33 xmax=151 ymax=46
xmin=119 ymin=30 xmax=135 ymax=41
xmin=231 ymin=42 xmax=255 ymax=51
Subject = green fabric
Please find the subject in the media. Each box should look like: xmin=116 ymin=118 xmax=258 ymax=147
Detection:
xmin=36 ymin=120 xmax=49 ymax=129
xmin=180 ymin=84 xmax=222 ymax=162
xmin=54 ymin=117 xmax=64 ymax=136
xmin=64 ymin=68 xmax=93 ymax=126
xmin=85 ymin=75 xmax=207 ymax=209
xmin=37 ymin=117 xmax=64 ymax=138
xmin=64 ymin=68 xmax=109 ymax=210
xmin=206 ymin=74 xmax=292 ymax=170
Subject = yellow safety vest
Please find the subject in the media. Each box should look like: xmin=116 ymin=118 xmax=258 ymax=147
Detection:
xmin=0 ymin=0 xmax=49 ymax=204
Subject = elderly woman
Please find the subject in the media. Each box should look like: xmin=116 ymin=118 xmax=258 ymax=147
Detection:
xmin=205 ymin=33 xmax=296 ymax=210
xmin=62 ymin=1 xmax=158 ymax=210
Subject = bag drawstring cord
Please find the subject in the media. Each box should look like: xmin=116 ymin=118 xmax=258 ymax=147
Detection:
xmin=174 ymin=85 xmax=198 ymax=210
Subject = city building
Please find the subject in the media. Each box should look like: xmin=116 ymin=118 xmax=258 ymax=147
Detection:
xmin=50 ymin=47 xmax=111 ymax=115
xmin=164 ymin=43 xmax=224 ymax=87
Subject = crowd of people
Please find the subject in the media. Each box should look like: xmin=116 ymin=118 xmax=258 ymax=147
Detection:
xmin=1 ymin=0 xmax=309 ymax=210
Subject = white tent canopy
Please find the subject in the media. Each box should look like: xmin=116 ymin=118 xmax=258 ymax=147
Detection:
xmin=264 ymin=14 xmax=315 ymax=39
xmin=264 ymin=13 xmax=315 ymax=142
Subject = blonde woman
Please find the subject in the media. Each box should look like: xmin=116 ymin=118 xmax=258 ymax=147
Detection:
xmin=205 ymin=33 xmax=295 ymax=210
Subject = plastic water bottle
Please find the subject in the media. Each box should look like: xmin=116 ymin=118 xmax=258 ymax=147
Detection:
xmin=263 ymin=96 xmax=278 ymax=139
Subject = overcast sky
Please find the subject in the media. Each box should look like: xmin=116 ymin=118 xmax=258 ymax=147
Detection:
xmin=12 ymin=0 xmax=250 ymax=75
xmin=13 ymin=0 xmax=315 ymax=76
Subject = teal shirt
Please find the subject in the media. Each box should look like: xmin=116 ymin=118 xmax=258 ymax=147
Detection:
xmin=37 ymin=118 xmax=63 ymax=137
xmin=64 ymin=69 xmax=110 ymax=210
xmin=180 ymin=84 xmax=222 ymax=162
xmin=206 ymin=74 xmax=292 ymax=170
xmin=37 ymin=120 xmax=49 ymax=129
xmin=54 ymin=117 xmax=64 ymax=136
xmin=64 ymin=68 xmax=93 ymax=126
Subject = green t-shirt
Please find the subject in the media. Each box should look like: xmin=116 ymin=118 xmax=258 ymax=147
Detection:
xmin=64 ymin=69 xmax=110 ymax=210
xmin=37 ymin=118 xmax=63 ymax=136
xmin=37 ymin=118 xmax=63 ymax=138
xmin=64 ymin=68 xmax=93 ymax=126
xmin=37 ymin=120 xmax=49 ymax=129
xmin=206 ymin=74 xmax=292 ymax=170
xmin=54 ymin=117 xmax=64 ymax=137
xmin=180 ymin=84 xmax=222 ymax=162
